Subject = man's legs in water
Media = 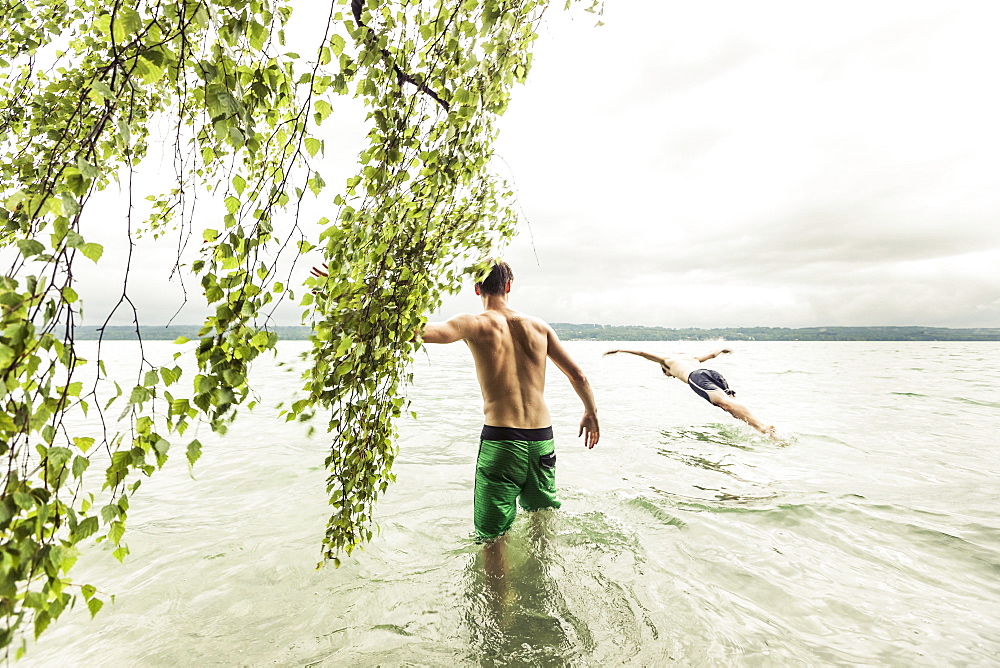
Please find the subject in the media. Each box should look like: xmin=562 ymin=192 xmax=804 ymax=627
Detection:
xmin=481 ymin=534 xmax=514 ymax=630
xmin=704 ymin=389 xmax=777 ymax=439
xmin=483 ymin=534 xmax=509 ymax=582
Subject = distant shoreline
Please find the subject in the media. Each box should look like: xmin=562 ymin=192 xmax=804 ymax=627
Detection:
xmin=74 ymin=324 xmax=1000 ymax=342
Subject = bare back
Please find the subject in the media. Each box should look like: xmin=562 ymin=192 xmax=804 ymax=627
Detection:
xmin=422 ymin=289 xmax=598 ymax=446
xmin=464 ymin=308 xmax=552 ymax=428
xmin=660 ymin=356 xmax=703 ymax=384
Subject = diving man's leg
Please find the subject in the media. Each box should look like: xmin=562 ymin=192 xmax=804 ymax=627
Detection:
xmin=705 ymin=389 xmax=777 ymax=439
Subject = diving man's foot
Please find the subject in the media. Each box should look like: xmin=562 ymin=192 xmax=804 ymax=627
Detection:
xmin=763 ymin=426 xmax=788 ymax=444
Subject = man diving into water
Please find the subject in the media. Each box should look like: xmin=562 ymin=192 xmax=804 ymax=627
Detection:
xmin=605 ymin=348 xmax=778 ymax=440
xmin=419 ymin=260 xmax=600 ymax=568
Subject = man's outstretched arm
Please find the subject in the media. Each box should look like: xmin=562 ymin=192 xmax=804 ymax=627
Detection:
xmin=547 ymin=328 xmax=599 ymax=448
xmin=695 ymin=347 xmax=732 ymax=363
xmin=604 ymin=349 xmax=668 ymax=365
xmin=419 ymin=313 xmax=478 ymax=344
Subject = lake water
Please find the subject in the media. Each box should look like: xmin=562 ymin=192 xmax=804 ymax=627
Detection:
xmin=23 ymin=341 xmax=1000 ymax=666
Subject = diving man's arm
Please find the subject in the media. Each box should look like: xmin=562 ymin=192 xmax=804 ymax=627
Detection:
xmin=694 ymin=348 xmax=732 ymax=363
xmin=603 ymin=349 xmax=668 ymax=365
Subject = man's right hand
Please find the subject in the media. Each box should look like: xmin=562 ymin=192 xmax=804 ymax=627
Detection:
xmin=578 ymin=413 xmax=599 ymax=449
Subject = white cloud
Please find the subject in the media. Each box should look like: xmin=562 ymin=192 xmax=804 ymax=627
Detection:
xmin=474 ymin=0 xmax=1000 ymax=328
xmin=63 ymin=0 xmax=1000 ymax=329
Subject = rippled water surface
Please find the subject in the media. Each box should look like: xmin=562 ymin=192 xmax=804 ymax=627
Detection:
xmin=23 ymin=341 xmax=1000 ymax=666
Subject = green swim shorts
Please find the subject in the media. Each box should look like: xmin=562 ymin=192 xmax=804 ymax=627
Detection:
xmin=474 ymin=425 xmax=561 ymax=541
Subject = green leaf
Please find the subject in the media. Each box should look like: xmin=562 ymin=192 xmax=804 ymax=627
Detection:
xmin=100 ymin=504 xmax=118 ymax=524
xmin=108 ymin=521 xmax=125 ymax=544
xmin=329 ymin=34 xmax=346 ymax=56
xmin=143 ymin=369 xmax=159 ymax=387
xmin=335 ymin=335 xmax=354 ymax=356
xmin=0 ymin=344 xmax=14 ymax=369
xmin=72 ymin=455 xmax=90 ymax=479
xmin=87 ymin=597 xmax=104 ymax=618
xmin=129 ymin=386 xmax=151 ymax=404
xmin=308 ymin=173 xmax=325 ymax=196
xmin=91 ymin=80 xmax=114 ymax=102
xmin=77 ymin=156 xmax=99 ymax=178
xmin=34 ymin=611 xmax=51 ymax=639
xmin=116 ymin=8 xmax=143 ymax=40
xmin=16 ymin=239 xmax=45 ymax=257
xmin=13 ymin=491 xmax=33 ymax=510
xmin=80 ymin=243 xmax=104 ymax=263
xmin=160 ymin=366 xmax=180 ymax=386
xmin=314 ymin=100 xmax=333 ymax=124
xmin=186 ymin=439 xmax=202 ymax=467
xmin=73 ymin=516 xmax=99 ymax=542
xmin=74 ymin=436 xmax=96 ymax=453
xmin=65 ymin=230 xmax=85 ymax=248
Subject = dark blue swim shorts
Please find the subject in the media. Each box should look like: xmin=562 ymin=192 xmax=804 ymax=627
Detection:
xmin=687 ymin=368 xmax=736 ymax=403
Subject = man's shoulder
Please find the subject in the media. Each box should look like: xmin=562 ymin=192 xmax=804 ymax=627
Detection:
xmin=519 ymin=311 xmax=549 ymax=324
xmin=457 ymin=311 xmax=512 ymax=333
xmin=436 ymin=312 xmax=487 ymax=334
xmin=512 ymin=311 xmax=554 ymax=333
xmin=479 ymin=307 xmax=549 ymax=328
xmin=438 ymin=312 xmax=476 ymax=327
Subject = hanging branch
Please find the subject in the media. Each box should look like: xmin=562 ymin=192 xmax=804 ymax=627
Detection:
xmin=0 ymin=0 xmax=603 ymax=655
xmin=350 ymin=0 xmax=451 ymax=111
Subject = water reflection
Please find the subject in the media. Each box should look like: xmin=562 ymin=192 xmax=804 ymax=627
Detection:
xmin=659 ymin=425 xmax=756 ymax=450
xmin=648 ymin=486 xmax=780 ymax=508
xmin=463 ymin=511 xmax=588 ymax=666
xmin=653 ymin=425 xmax=778 ymax=504
xmin=658 ymin=450 xmax=740 ymax=479
xmin=459 ymin=506 xmax=665 ymax=666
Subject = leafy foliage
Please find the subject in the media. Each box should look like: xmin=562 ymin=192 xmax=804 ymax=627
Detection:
xmin=0 ymin=0 xmax=600 ymax=654
xmin=298 ymin=0 xmax=555 ymax=562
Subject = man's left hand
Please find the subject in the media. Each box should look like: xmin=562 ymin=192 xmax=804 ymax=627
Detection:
xmin=578 ymin=413 xmax=599 ymax=449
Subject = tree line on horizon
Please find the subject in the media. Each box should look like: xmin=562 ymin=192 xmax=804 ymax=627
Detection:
xmin=77 ymin=324 xmax=1000 ymax=342
xmin=549 ymin=324 xmax=1000 ymax=341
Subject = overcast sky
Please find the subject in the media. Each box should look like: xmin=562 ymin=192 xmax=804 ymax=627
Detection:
xmin=77 ymin=0 xmax=1000 ymax=329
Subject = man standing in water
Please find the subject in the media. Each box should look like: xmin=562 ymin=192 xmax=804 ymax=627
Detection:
xmin=419 ymin=260 xmax=600 ymax=565
xmin=605 ymin=348 xmax=778 ymax=440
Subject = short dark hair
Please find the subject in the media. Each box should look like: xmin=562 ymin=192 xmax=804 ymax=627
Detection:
xmin=476 ymin=260 xmax=514 ymax=295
